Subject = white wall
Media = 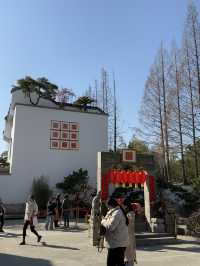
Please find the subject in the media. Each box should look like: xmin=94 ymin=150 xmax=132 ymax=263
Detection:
xmin=0 ymin=104 xmax=108 ymax=203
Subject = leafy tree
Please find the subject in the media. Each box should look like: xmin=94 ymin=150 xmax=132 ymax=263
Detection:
xmin=13 ymin=76 xmax=58 ymax=105
xmin=0 ymin=156 xmax=9 ymax=168
xmin=74 ymin=96 xmax=95 ymax=110
xmin=128 ymin=138 xmax=149 ymax=153
xmin=31 ymin=175 xmax=52 ymax=210
xmin=56 ymin=168 xmax=89 ymax=194
xmin=1 ymin=151 xmax=8 ymax=159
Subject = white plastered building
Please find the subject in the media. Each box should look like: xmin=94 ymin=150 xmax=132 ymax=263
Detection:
xmin=0 ymin=88 xmax=108 ymax=204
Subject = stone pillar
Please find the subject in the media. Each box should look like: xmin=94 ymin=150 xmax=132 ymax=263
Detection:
xmin=165 ymin=207 xmax=176 ymax=235
xmin=88 ymin=194 xmax=101 ymax=246
xmin=144 ymin=176 xmax=151 ymax=228
xmin=97 ymin=152 xmax=102 ymax=192
xmin=97 ymin=151 xmax=121 ymax=193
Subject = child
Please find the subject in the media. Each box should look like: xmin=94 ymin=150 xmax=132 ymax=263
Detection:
xmin=45 ymin=197 xmax=56 ymax=230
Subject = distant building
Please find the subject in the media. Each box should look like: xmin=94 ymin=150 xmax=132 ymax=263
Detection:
xmin=0 ymin=88 xmax=108 ymax=204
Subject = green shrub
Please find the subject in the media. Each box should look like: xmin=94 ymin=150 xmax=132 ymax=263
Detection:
xmin=31 ymin=175 xmax=52 ymax=210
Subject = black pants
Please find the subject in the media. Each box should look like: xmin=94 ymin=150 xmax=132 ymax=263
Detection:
xmin=0 ymin=215 xmax=4 ymax=229
xmin=22 ymin=220 xmax=39 ymax=240
xmin=63 ymin=211 xmax=70 ymax=227
xmin=107 ymin=247 xmax=126 ymax=266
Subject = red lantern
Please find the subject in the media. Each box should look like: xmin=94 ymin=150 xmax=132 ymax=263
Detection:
xmin=126 ymin=171 xmax=131 ymax=184
xmin=117 ymin=171 xmax=121 ymax=183
xmin=131 ymin=172 xmax=136 ymax=184
xmin=134 ymin=171 xmax=139 ymax=184
xmin=120 ymin=170 xmax=126 ymax=184
xmin=124 ymin=171 xmax=129 ymax=183
xmin=101 ymin=175 xmax=109 ymax=200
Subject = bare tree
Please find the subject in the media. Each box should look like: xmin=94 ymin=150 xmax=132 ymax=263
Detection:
xmin=168 ymin=44 xmax=186 ymax=183
xmin=185 ymin=2 xmax=200 ymax=104
xmin=160 ymin=44 xmax=171 ymax=181
xmin=181 ymin=37 xmax=199 ymax=178
xmin=139 ymin=60 xmax=167 ymax=180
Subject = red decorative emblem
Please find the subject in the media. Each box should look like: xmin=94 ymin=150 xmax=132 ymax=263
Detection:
xmin=50 ymin=120 xmax=80 ymax=150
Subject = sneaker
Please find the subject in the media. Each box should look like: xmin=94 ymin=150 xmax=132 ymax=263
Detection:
xmin=19 ymin=241 xmax=26 ymax=245
xmin=37 ymin=235 xmax=42 ymax=243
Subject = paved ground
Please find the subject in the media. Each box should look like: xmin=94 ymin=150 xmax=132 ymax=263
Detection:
xmin=0 ymin=220 xmax=200 ymax=266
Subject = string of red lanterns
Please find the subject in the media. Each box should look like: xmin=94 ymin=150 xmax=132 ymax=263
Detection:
xmin=109 ymin=169 xmax=147 ymax=185
xmin=101 ymin=169 xmax=156 ymax=201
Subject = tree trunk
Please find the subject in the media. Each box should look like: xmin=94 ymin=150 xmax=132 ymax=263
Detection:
xmin=174 ymin=52 xmax=186 ymax=184
xmin=157 ymin=72 xmax=167 ymax=181
xmin=161 ymin=46 xmax=171 ymax=182
xmin=113 ymin=73 xmax=117 ymax=152
xmin=186 ymin=43 xmax=199 ymax=178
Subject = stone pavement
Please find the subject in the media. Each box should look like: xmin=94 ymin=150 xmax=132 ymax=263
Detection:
xmin=0 ymin=220 xmax=200 ymax=266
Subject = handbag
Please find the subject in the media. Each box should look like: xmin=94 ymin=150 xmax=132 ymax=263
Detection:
xmin=100 ymin=225 xmax=106 ymax=236
xmin=32 ymin=216 xmax=38 ymax=226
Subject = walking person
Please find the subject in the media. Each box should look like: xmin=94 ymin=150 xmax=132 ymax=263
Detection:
xmin=45 ymin=197 xmax=56 ymax=230
xmin=101 ymin=198 xmax=129 ymax=266
xmin=0 ymin=198 xmax=5 ymax=232
xmin=20 ymin=195 xmax=42 ymax=245
xmin=62 ymin=194 xmax=70 ymax=228
xmin=123 ymin=200 xmax=137 ymax=266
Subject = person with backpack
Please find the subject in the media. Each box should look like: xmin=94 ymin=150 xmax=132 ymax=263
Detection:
xmin=101 ymin=198 xmax=129 ymax=266
xmin=62 ymin=194 xmax=70 ymax=228
xmin=0 ymin=198 xmax=5 ymax=232
xmin=20 ymin=195 xmax=42 ymax=245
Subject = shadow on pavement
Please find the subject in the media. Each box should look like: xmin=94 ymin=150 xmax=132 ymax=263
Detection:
xmin=0 ymin=232 xmax=22 ymax=238
xmin=0 ymin=253 xmax=53 ymax=266
xmin=138 ymin=240 xmax=200 ymax=253
xmin=29 ymin=242 xmax=80 ymax=250
xmin=55 ymin=227 xmax=87 ymax=233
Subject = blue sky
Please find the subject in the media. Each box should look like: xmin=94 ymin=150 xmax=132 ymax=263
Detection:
xmin=0 ymin=0 xmax=199 ymax=152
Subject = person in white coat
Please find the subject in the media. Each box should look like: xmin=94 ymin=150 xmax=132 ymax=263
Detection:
xmin=101 ymin=198 xmax=129 ymax=266
xmin=123 ymin=200 xmax=137 ymax=266
xmin=20 ymin=195 xmax=42 ymax=245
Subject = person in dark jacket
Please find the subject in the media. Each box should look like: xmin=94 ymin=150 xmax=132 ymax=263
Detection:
xmin=45 ymin=197 xmax=56 ymax=230
xmin=0 ymin=198 xmax=5 ymax=232
xmin=54 ymin=194 xmax=62 ymax=227
xmin=62 ymin=194 xmax=70 ymax=228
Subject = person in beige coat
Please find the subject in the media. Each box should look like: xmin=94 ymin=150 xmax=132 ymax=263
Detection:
xmin=20 ymin=195 xmax=42 ymax=245
xmin=123 ymin=200 xmax=137 ymax=266
xmin=101 ymin=198 xmax=129 ymax=266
